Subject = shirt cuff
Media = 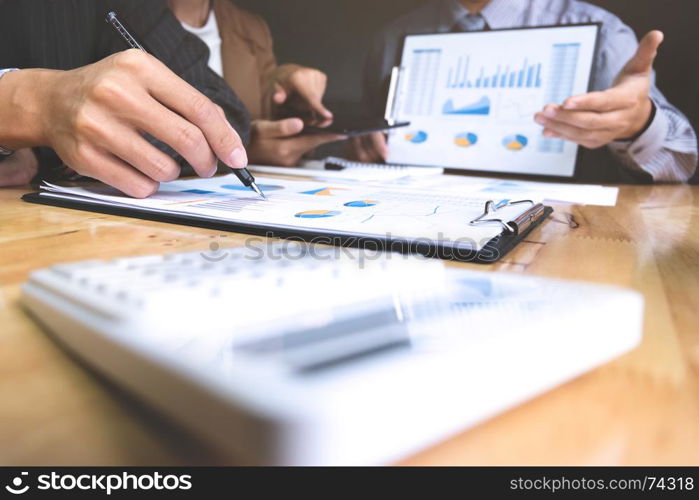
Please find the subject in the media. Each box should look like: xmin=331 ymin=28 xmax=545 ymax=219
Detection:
xmin=607 ymin=99 xmax=669 ymax=171
xmin=0 ymin=68 xmax=19 ymax=79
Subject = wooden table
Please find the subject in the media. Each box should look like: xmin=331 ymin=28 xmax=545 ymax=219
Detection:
xmin=1 ymin=181 xmax=698 ymax=465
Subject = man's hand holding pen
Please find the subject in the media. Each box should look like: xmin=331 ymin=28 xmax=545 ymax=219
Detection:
xmin=0 ymin=49 xmax=248 ymax=198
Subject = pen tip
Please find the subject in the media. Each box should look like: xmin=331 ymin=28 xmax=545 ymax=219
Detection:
xmin=251 ymin=183 xmax=266 ymax=200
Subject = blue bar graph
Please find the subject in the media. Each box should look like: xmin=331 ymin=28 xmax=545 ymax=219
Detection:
xmin=447 ymin=56 xmax=544 ymax=90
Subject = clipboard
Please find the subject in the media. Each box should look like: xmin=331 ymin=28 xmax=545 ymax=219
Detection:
xmin=386 ymin=24 xmax=601 ymax=179
xmin=21 ymin=191 xmax=552 ymax=264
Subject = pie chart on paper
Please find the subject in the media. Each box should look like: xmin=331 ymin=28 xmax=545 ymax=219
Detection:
xmin=299 ymin=187 xmax=347 ymax=196
xmin=344 ymin=200 xmax=379 ymax=208
xmin=294 ymin=210 xmax=341 ymax=219
xmin=405 ymin=130 xmax=429 ymax=144
xmin=454 ymin=132 xmax=479 ymax=148
xmin=502 ymin=134 xmax=529 ymax=151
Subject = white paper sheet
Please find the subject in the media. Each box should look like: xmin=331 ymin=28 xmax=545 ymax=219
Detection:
xmin=251 ymin=164 xmax=618 ymax=206
xmin=249 ymin=164 xmax=444 ymax=183
xmin=40 ymin=175 xmax=544 ymax=252
xmin=387 ymin=174 xmax=619 ymax=206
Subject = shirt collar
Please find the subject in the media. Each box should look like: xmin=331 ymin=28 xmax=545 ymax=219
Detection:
xmin=441 ymin=0 xmax=528 ymax=30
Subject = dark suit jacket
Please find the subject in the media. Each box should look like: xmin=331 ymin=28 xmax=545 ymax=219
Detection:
xmin=0 ymin=0 xmax=251 ymax=177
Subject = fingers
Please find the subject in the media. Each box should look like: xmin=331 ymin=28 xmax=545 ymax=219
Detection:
xmin=562 ymin=86 xmax=637 ymax=113
xmin=276 ymin=66 xmax=333 ymax=124
xmin=0 ymin=161 xmax=34 ymax=186
xmin=253 ymin=118 xmax=305 ymax=139
xmin=253 ymin=118 xmax=344 ymax=150
xmin=254 ymin=119 xmax=344 ymax=146
xmin=132 ymin=96 xmax=218 ymax=177
xmin=369 ymin=132 xmax=389 ymax=159
xmin=185 ymin=98 xmax=247 ymax=170
xmin=273 ymin=83 xmax=288 ymax=105
xmin=107 ymin=125 xmax=181 ymax=182
xmin=536 ymin=104 xmax=611 ymax=149
xmin=137 ymin=53 xmax=247 ymax=169
xmin=562 ymin=31 xmax=662 ymax=114
xmin=0 ymin=149 xmax=39 ymax=186
xmin=295 ymin=84 xmax=333 ymax=123
xmin=268 ymin=131 xmax=346 ymax=167
xmin=623 ymin=30 xmax=664 ymax=75
xmin=349 ymin=136 xmax=370 ymax=162
xmin=539 ymin=119 xmax=607 ymax=150
xmin=70 ymin=144 xmax=159 ymax=198
xmin=350 ymin=133 xmax=388 ymax=163
xmin=294 ymin=132 xmax=347 ymax=152
xmin=536 ymin=104 xmax=615 ymax=131
xmin=249 ymin=119 xmax=346 ymax=167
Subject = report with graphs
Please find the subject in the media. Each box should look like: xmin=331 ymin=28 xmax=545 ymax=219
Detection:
xmin=27 ymin=173 xmax=552 ymax=261
xmin=389 ymin=24 xmax=600 ymax=177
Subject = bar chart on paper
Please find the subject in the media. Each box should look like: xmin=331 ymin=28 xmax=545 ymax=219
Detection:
xmin=403 ymin=49 xmax=442 ymax=116
xmin=539 ymin=43 xmax=582 ymax=154
xmin=391 ymin=25 xmax=599 ymax=177
xmin=446 ymin=56 xmax=543 ymax=90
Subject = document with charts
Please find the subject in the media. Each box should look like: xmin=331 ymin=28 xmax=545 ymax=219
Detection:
xmin=37 ymin=174 xmax=548 ymax=255
xmin=388 ymin=25 xmax=599 ymax=177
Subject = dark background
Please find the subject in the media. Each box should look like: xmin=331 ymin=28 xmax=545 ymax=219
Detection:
xmin=236 ymin=0 xmax=699 ymax=179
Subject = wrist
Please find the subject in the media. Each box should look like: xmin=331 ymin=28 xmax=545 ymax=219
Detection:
xmin=0 ymin=68 xmax=62 ymax=147
xmin=619 ymin=97 xmax=654 ymax=141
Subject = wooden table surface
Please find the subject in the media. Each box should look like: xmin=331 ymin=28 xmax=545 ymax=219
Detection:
xmin=1 ymin=180 xmax=698 ymax=465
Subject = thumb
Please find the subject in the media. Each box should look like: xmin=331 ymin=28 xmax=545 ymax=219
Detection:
xmin=622 ymin=30 xmax=664 ymax=76
xmin=273 ymin=83 xmax=288 ymax=105
xmin=254 ymin=118 xmax=305 ymax=139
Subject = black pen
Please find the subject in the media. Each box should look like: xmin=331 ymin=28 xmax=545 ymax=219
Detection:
xmin=105 ymin=11 xmax=266 ymax=200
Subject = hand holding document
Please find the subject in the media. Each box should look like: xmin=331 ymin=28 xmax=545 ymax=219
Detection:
xmin=388 ymin=25 xmax=599 ymax=177
xmin=535 ymin=31 xmax=665 ymax=148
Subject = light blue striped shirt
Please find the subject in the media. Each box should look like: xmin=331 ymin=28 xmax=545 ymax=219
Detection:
xmin=363 ymin=0 xmax=697 ymax=183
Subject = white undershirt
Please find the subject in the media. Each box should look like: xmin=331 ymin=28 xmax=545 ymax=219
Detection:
xmin=180 ymin=10 xmax=224 ymax=78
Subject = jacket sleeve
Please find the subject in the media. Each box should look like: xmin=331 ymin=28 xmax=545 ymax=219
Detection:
xmin=251 ymin=14 xmax=279 ymax=120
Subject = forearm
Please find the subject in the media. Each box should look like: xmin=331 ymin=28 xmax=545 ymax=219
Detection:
xmin=0 ymin=69 xmax=60 ymax=148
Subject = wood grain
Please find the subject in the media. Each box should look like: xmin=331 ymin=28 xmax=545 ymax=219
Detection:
xmin=0 ymin=181 xmax=697 ymax=465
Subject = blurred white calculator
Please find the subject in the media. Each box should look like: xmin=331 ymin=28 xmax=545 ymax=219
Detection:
xmin=22 ymin=243 xmax=643 ymax=465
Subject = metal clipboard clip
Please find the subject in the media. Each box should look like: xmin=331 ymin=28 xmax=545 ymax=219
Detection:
xmin=469 ymin=200 xmax=547 ymax=236
xmin=384 ymin=66 xmax=404 ymax=126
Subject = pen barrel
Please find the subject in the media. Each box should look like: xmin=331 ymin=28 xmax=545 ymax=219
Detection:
xmin=232 ymin=167 xmax=255 ymax=187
